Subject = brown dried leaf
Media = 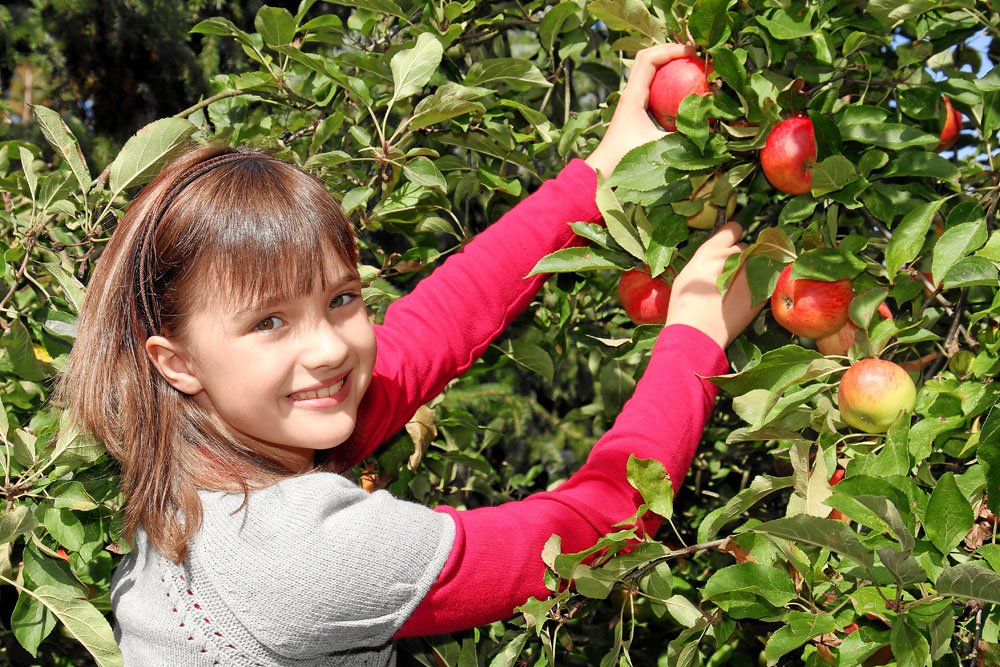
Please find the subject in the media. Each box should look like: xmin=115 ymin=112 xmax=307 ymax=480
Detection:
xmin=406 ymin=404 xmax=437 ymax=470
xmin=718 ymin=536 xmax=755 ymax=564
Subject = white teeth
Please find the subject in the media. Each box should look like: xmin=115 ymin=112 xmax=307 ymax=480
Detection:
xmin=290 ymin=379 xmax=344 ymax=401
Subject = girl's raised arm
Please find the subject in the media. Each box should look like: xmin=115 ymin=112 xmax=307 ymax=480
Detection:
xmin=335 ymin=43 xmax=696 ymax=468
xmin=397 ymin=223 xmax=758 ymax=635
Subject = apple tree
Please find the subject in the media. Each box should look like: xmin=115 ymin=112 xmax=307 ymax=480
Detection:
xmin=0 ymin=0 xmax=998 ymax=664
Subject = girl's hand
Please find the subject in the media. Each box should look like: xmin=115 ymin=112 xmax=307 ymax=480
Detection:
xmin=665 ymin=222 xmax=760 ymax=350
xmin=585 ymin=43 xmax=696 ymax=178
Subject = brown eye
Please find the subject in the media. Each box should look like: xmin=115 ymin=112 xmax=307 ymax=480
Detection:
xmin=254 ymin=316 xmax=282 ymax=332
xmin=330 ymin=293 xmax=357 ymax=309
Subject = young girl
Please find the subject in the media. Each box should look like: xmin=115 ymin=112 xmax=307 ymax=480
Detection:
xmin=56 ymin=44 xmax=758 ymax=665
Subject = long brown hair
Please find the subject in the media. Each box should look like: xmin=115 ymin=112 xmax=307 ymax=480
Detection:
xmin=54 ymin=145 xmax=360 ymax=564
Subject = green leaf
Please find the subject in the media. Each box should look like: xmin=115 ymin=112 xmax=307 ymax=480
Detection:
xmin=743 ymin=255 xmax=784 ymax=308
xmin=526 ymin=246 xmax=630 ymax=276
xmin=764 ymin=611 xmax=837 ymax=665
xmin=810 ymin=155 xmax=856 ymax=196
xmin=931 ymin=219 xmax=988 ymax=285
xmin=878 ymin=547 xmax=926 ymax=587
xmin=978 ymin=64 xmax=1000 ymax=92
xmin=26 ymin=586 xmax=122 ymax=667
xmin=488 ymin=632 xmax=528 ymax=667
xmin=108 ymin=117 xmax=198 ymax=196
xmin=49 ymin=481 xmax=98 ymax=512
xmin=22 ymin=544 xmax=88 ymax=598
xmin=11 ymin=591 xmax=56 ymax=657
xmin=708 ymin=45 xmax=747 ymax=96
xmin=572 ymin=564 xmax=616 ymax=599
xmin=698 ymin=475 xmax=793 ymax=542
xmin=885 ymin=199 xmax=945 ymax=279
xmin=690 ymin=0 xmax=734 ymax=49
xmin=639 ymin=561 xmax=673 ymax=599
xmin=890 ymin=614 xmax=931 ymax=667
xmin=31 ymin=105 xmax=91 ymax=193
xmin=943 ymin=256 xmax=998 ymax=289
xmin=977 ymin=231 xmax=1000 ymax=262
xmin=841 ymin=123 xmax=938 ymax=150
xmin=190 ymin=16 xmax=252 ymax=39
xmin=924 ymin=472 xmax=974 ymax=555
xmin=0 ymin=503 xmax=35 ymax=545
xmin=778 ymin=197 xmax=817 ymax=224
xmin=868 ymin=0 xmax=938 ymax=27
xmin=19 ymin=146 xmax=37 ymax=199
xmin=539 ymin=3 xmax=581 ymax=53
xmin=402 ymin=157 xmax=446 ymax=192
xmin=792 ymin=246 xmax=866 ymax=281
xmin=712 ymin=346 xmax=823 ymax=396
xmin=464 ymin=59 xmax=551 ymax=91
xmin=42 ymin=263 xmax=86 ymax=314
xmin=390 ymin=33 xmax=443 ymax=105
xmin=881 ymin=150 xmax=959 ymax=182
xmin=321 ymin=0 xmax=407 ymax=19
xmin=850 ymin=287 xmax=889 ymax=330
xmin=626 ymin=455 xmax=674 ymax=519
xmin=703 ymin=563 xmax=797 ymax=607
xmin=757 ymin=6 xmax=814 ymax=40
xmin=42 ymin=507 xmax=85 ymax=552
xmin=982 ymin=404 xmax=1000 ymax=514
xmin=498 ymin=338 xmax=554 ymax=383
xmin=606 ymin=140 xmax=674 ymax=192
xmin=1 ymin=319 xmax=49 ymax=381
xmin=255 ymin=5 xmax=296 ymax=46
xmin=676 ymin=95 xmax=713 ymax=151
xmin=409 ymin=83 xmax=487 ymax=131
xmin=586 ymin=0 xmax=666 ymax=44
xmin=754 ymin=514 xmax=874 ymax=570
xmin=937 ymin=562 xmax=1000 ymax=604
xmin=596 ymin=181 xmax=645 ymax=261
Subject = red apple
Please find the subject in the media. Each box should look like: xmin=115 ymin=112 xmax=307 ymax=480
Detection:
xmin=649 ymin=56 xmax=712 ymax=132
xmin=827 ymin=468 xmax=847 ymax=521
xmin=761 ymin=116 xmax=816 ymax=195
xmin=936 ymin=96 xmax=962 ymax=151
xmin=618 ymin=268 xmax=671 ymax=325
xmin=815 ymin=302 xmax=894 ymax=356
xmin=686 ymin=175 xmax=736 ymax=229
xmin=771 ymin=264 xmax=854 ymax=339
xmin=837 ymin=358 xmax=917 ymax=434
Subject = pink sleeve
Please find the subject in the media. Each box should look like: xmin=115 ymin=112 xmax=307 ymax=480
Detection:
xmin=333 ymin=160 xmax=603 ymax=469
xmin=395 ymin=324 xmax=728 ymax=637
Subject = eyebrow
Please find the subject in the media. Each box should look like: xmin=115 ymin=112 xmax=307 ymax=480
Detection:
xmin=230 ymin=272 xmax=361 ymax=319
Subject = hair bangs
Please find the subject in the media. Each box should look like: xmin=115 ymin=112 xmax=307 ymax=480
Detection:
xmin=162 ymin=155 xmax=359 ymax=319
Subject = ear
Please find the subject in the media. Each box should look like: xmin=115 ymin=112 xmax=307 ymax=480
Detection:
xmin=145 ymin=335 xmax=204 ymax=395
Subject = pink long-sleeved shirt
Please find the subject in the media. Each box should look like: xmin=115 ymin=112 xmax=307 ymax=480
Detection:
xmin=332 ymin=159 xmax=728 ymax=636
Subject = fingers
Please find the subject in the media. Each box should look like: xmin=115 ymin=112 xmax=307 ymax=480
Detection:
xmin=622 ymin=43 xmax=697 ymax=104
xmin=704 ymin=220 xmax=744 ymax=250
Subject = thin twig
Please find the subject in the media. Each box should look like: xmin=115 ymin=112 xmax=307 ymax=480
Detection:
xmin=628 ymin=538 xmax=729 ymax=581
xmin=0 ymin=231 xmax=39 ymax=311
xmin=968 ymin=606 xmax=984 ymax=667
xmin=985 ymin=175 xmax=999 ymax=232
xmin=923 ymin=289 xmax=967 ymax=380
xmin=174 ymin=89 xmax=246 ymax=119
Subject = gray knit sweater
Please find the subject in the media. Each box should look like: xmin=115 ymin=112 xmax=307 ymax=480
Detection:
xmin=110 ymin=472 xmax=455 ymax=665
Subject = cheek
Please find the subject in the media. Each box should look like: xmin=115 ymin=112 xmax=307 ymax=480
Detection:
xmin=350 ymin=312 xmax=378 ymax=375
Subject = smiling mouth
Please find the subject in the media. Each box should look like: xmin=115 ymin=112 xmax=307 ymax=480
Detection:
xmin=288 ymin=373 xmax=349 ymax=401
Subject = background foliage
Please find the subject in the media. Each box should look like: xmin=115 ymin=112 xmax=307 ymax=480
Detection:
xmin=1 ymin=0 xmax=999 ymax=665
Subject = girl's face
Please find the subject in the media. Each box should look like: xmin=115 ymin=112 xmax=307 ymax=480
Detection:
xmin=169 ymin=266 xmax=376 ymax=472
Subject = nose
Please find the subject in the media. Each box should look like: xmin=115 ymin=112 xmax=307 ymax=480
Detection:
xmin=298 ymin=318 xmax=351 ymax=371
